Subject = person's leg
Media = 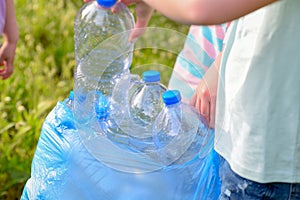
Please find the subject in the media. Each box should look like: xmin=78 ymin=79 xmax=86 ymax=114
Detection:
xmin=218 ymin=157 xmax=300 ymax=200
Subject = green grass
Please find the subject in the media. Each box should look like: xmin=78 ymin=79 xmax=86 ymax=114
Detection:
xmin=0 ymin=0 xmax=189 ymax=199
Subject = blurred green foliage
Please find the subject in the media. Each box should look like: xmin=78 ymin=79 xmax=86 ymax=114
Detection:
xmin=0 ymin=0 xmax=189 ymax=199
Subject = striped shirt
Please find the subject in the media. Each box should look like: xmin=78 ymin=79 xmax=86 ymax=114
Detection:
xmin=0 ymin=0 xmax=5 ymax=35
xmin=168 ymin=23 xmax=230 ymax=103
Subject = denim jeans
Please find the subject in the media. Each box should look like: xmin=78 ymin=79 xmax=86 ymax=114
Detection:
xmin=218 ymin=158 xmax=300 ymax=200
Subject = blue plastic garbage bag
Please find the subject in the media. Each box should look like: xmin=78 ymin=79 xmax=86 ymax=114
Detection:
xmin=21 ymin=101 xmax=221 ymax=200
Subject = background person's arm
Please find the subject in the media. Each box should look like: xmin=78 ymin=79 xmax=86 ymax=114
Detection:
xmin=0 ymin=0 xmax=19 ymax=80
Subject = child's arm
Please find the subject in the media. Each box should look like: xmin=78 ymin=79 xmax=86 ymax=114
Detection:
xmin=0 ymin=0 xmax=19 ymax=80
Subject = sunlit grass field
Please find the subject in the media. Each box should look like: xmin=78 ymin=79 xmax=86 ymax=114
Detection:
xmin=0 ymin=0 xmax=189 ymax=199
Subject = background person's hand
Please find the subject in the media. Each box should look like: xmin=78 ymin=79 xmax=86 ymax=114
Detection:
xmin=0 ymin=41 xmax=17 ymax=80
xmin=1 ymin=0 xmax=18 ymax=80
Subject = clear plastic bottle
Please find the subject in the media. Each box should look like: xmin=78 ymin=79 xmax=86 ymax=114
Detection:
xmin=129 ymin=70 xmax=167 ymax=128
xmin=73 ymin=0 xmax=135 ymax=126
xmin=152 ymin=90 xmax=210 ymax=165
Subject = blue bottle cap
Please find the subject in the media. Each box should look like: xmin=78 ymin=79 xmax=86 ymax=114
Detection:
xmin=162 ymin=90 xmax=181 ymax=105
xmin=96 ymin=0 xmax=117 ymax=8
xmin=69 ymin=91 xmax=74 ymax=100
xmin=142 ymin=70 xmax=160 ymax=82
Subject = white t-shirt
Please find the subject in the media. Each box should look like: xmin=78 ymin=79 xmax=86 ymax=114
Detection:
xmin=0 ymin=0 xmax=5 ymax=35
xmin=215 ymin=0 xmax=300 ymax=183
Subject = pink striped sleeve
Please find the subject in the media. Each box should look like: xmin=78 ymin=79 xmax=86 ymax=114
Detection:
xmin=0 ymin=0 xmax=6 ymax=35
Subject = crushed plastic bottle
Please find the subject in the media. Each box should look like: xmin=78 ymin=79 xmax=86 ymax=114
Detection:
xmin=109 ymin=70 xmax=167 ymax=143
xmin=153 ymin=90 xmax=211 ymax=165
xmin=129 ymin=70 xmax=167 ymax=132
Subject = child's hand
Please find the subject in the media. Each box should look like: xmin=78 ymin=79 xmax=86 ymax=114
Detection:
xmin=190 ymin=58 xmax=221 ymax=128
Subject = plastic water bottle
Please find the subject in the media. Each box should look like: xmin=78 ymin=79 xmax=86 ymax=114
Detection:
xmin=110 ymin=70 xmax=167 ymax=141
xmin=129 ymin=70 xmax=167 ymax=129
xmin=73 ymin=0 xmax=135 ymax=125
xmin=152 ymin=90 xmax=210 ymax=165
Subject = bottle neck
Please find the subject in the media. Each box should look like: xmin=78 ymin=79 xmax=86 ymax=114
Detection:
xmin=165 ymin=101 xmax=181 ymax=109
xmin=144 ymin=81 xmax=160 ymax=86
